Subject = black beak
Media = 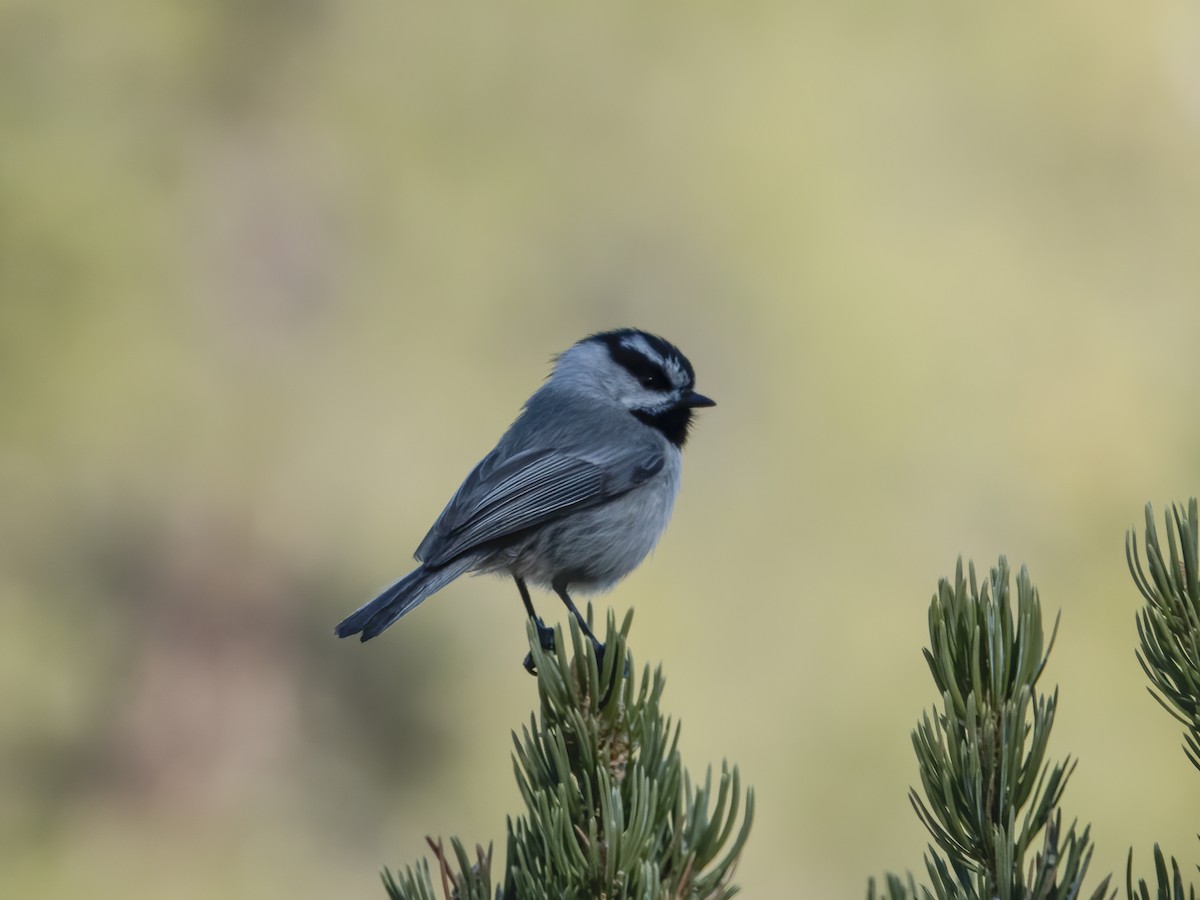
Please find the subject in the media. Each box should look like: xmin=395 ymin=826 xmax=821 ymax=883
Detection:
xmin=685 ymin=390 xmax=716 ymax=408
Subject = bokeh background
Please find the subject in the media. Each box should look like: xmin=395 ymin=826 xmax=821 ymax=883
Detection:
xmin=4 ymin=1 xmax=1199 ymax=896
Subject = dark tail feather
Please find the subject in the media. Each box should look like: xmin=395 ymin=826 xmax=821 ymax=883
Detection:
xmin=334 ymin=559 xmax=473 ymax=641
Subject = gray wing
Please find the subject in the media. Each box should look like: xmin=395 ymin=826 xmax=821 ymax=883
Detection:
xmin=415 ymin=445 xmax=665 ymax=568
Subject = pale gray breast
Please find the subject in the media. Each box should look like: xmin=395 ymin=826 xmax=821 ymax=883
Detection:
xmin=510 ymin=444 xmax=682 ymax=592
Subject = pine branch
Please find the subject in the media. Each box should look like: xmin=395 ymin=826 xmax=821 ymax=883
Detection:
xmin=871 ymin=557 xmax=1111 ymax=900
xmin=381 ymin=609 xmax=754 ymax=899
xmin=1125 ymin=845 xmax=1197 ymax=900
xmin=1124 ymin=500 xmax=1200 ymax=900
xmin=1126 ymin=500 xmax=1200 ymax=771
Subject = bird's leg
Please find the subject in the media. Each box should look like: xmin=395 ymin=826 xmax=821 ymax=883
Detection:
xmin=552 ymin=581 xmax=630 ymax=693
xmin=552 ymin=579 xmax=603 ymax=650
xmin=516 ymin=576 xmax=556 ymax=674
xmin=515 ymin=575 xmax=556 ymax=649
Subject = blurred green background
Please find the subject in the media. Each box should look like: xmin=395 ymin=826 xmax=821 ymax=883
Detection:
xmin=3 ymin=1 xmax=1199 ymax=896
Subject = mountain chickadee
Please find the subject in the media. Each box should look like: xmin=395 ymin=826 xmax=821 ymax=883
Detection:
xmin=334 ymin=328 xmax=714 ymax=668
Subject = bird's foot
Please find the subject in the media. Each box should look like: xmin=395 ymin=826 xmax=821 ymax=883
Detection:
xmin=522 ymin=625 xmax=631 ymax=684
xmin=522 ymin=619 xmax=558 ymax=674
xmin=592 ymin=639 xmax=609 ymax=675
xmin=593 ymin=640 xmax=633 ymax=707
xmin=592 ymin=641 xmax=632 ymax=679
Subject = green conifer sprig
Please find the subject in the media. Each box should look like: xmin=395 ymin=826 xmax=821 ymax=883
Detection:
xmin=382 ymin=610 xmax=754 ymax=899
xmin=383 ymin=840 xmax=494 ymax=900
xmin=1124 ymin=500 xmax=1200 ymax=900
xmin=1127 ymin=500 xmax=1200 ymax=771
xmin=1125 ymin=845 xmax=1197 ymax=900
xmin=870 ymin=558 xmax=1110 ymax=900
xmin=912 ymin=560 xmax=1068 ymax=878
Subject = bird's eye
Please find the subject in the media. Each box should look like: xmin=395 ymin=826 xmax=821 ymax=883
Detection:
xmin=620 ymin=354 xmax=671 ymax=392
xmin=640 ymin=370 xmax=673 ymax=391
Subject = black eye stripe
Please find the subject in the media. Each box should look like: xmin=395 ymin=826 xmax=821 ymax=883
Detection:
xmin=609 ymin=344 xmax=671 ymax=391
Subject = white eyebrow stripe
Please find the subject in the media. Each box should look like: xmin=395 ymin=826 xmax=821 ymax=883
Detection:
xmin=620 ymin=333 xmax=654 ymax=359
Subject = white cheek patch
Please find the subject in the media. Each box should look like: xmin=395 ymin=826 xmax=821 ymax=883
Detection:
xmin=635 ymin=392 xmax=682 ymax=415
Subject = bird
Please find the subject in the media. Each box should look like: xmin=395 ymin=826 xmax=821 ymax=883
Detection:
xmin=333 ymin=328 xmax=715 ymax=670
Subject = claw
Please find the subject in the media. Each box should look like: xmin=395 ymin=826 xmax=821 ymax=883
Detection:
xmin=523 ymin=618 xmax=557 ymax=675
xmin=521 ymin=625 xmax=630 ymax=687
xmin=592 ymin=640 xmax=608 ymax=674
xmin=594 ymin=641 xmax=632 ymax=707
